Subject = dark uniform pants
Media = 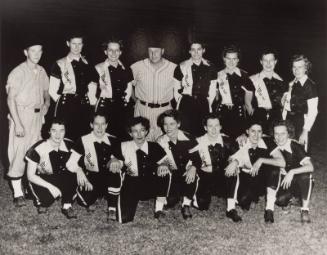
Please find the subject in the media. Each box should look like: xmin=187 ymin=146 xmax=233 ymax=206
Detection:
xmin=29 ymin=171 xmax=77 ymax=207
xmin=76 ymin=170 xmax=123 ymax=208
xmin=275 ymin=173 xmax=313 ymax=207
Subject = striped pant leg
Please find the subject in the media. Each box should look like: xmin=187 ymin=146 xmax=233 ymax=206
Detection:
xmin=275 ymin=175 xmax=293 ymax=207
xmin=294 ymin=173 xmax=313 ymax=204
xmin=195 ymin=171 xmax=212 ymax=210
xmin=76 ymin=172 xmax=99 ymax=207
xmin=107 ymin=171 xmax=124 ymax=208
xmin=29 ymin=175 xmax=58 ymax=207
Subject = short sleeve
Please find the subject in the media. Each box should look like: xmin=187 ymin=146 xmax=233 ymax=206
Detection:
xmin=125 ymin=67 xmax=134 ymax=83
xmin=6 ymin=67 xmax=23 ymax=96
xmin=50 ymin=63 xmax=62 ymax=79
xmin=173 ymin=66 xmax=183 ymax=81
xmin=25 ymin=146 xmax=41 ymax=164
xmin=152 ymin=143 xmax=167 ymax=163
xmin=40 ymin=68 xmax=50 ymax=91
xmin=305 ymin=81 xmax=318 ymax=100
xmin=243 ymin=76 xmax=255 ymax=92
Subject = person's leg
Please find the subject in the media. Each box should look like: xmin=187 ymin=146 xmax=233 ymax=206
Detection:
xmin=194 ymin=171 xmax=212 ymax=210
xmin=225 ymin=172 xmax=242 ymax=222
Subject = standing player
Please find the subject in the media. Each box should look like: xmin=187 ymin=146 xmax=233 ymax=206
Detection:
xmin=194 ymin=114 xmax=238 ymax=210
xmin=131 ymin=37 xmax=177 ymax=141
xmin=249 ymin=49 xmax=286 ymax=133
xmin=224 ymin=120 xmax=285 ymax=223
xmin=26 ymin=119 xmax=80 ymax=219
xmin=173 ymin=41 xmax=217 ymax=136
xmin=108 ymin=117 xmax=169 ymax=223
xmin=6 ymin=38 xmax=50 ymax=207
xmin=214 ymin=45 xmax=255 ymax=139
xmin=272 ymin=120 xmax=314 ymax=223
xmin=49 ymin=32 xmax=98 ymax=141
xmin=282 ymin=55 xmax=318 ymax=150
xmin=156 ymin=110 xmax=201 ymax=219
xmin=95 ymin=38 xmax=134 ymax=140
xmin=73 ymin=113 xmax=121 ymax=221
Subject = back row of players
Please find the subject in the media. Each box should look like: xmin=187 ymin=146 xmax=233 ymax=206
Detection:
xmin=6 ymin=33 xmax=317 ymax=224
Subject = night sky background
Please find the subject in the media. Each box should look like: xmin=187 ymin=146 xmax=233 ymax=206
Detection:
xmin=0 ymin=0 xmax=326 ymax=166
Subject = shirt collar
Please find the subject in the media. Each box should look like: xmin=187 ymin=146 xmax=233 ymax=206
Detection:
xmin=132 ymin=141 xmax=149 ymax=154
xmin=297 ymin=75 xmax=308 ymax=86
xmin=260 ymin=71 xmax=283 ymax=81
xmin=90 ymin=132 xmax=110 ymax=145
xmin=225 ymin=67 xmax=241 ymax=77
xmin=204 ymin=134 xmax=224 ymax=146
xmin=277 ymin=139 xmax=292 ymax=153
xmin=244 ymin=138 xmax=267 ymax=150
xmin=67 ymin=54 xmax=81 ymax=62
xmin=46 ymin=139 xmax=69 ymax=152
xmin=161 ymin=130 xmax=190 ymax=145
xmin=104 ymin=59 xmax=125 ymax=69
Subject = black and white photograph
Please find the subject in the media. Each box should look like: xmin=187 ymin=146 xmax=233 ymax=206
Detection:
xmin=0 ymin=0 xmax=326 ymax=254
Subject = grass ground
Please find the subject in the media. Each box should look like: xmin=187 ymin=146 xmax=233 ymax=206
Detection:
xmin=0 ymin=141 xmax=326 ymax=255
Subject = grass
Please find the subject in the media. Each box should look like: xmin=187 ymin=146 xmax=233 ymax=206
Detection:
xmin=0 ymin=141 xmax=327 ymax=255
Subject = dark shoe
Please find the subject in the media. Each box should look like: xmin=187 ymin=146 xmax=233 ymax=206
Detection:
xmin=13 ymin=196 xmax=26 ymax=207
xmin=301 ymin=210 xmax=311 ymax=223
xmin=107 ymin=210 xmax=116 ymax=222
xmin=37 ymin=206 xmax=48 ymax=214
xmin=264 ymin=209 xmax=274 ymax=223
xmin=61 ymin=207 xmax=77 ymax=219
xmin=154 ymin=210 xmax=166 ymax=219
xmin=181 ymin=205 xmax=192 ymax=220
xmin=226 ymin=209 xmax=242 ymax=222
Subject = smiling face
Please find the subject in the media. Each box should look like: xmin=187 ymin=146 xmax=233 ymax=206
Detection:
xmin=105 ymin=42 xmax=122 ymax=63
xmin=148 ymin=47 xmax=164 ymax=64
xmin=189 ymin=43 xmax=205 ymax=62
xmin=130 ymin=123 xmax=148 ymax=146
xmin=274 ymin=125 xmax=289 ymax=146
xmin=204 ymin=118 xmax=221 ymax=139
xmin=224 ymin=52 xmax=239 ymax=71
xmin=260 ymin=53 xmax=277 ymax=73
xmin=24 ymin=45 xmax=43 ymax=65
xmin=162 ymin=116 xmax=180 ymax=140
xmin=91 ymin=115 xmax=108 ymax=139
xmin=247 ymin=124 xmax=263 ymax=146
xmin=292 ymin=60 xmax=307 ymax=80
xmin=49 ymin=123 xmax=65 ymax=146
xmin=66 ymin=37 xmax=83 ymax=56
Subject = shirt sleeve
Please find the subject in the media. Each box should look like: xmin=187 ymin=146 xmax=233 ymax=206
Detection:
xmin=242 ymin=76 xmax=255 ymax=92
xmin=41 ymin=68 xmax=50 ymax=91
xmin=173 ymin=66 xmax=183 ymax=81
xmin=126 ymin=67 xmax=134 ymax=83
xmin=25 ymin=146 xmax=40 ymax=164
xmin=303 ymin=97 xmax=318 ymax=131
xmin=50 ymin=63 xmax=62 ymax=79
xmin=6 ymin=68 xmax=23 ymax=96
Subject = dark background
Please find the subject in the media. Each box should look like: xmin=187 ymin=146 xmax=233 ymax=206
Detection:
xmin=1 ymin=0 xmax=326 ymax=168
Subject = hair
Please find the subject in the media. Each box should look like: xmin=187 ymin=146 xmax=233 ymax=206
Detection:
xmin=270 ymin=119 xmax=295 ymax=139
xmin=91 ymin=112 xmax=109 ymax=124
xmin=246 ymin=119 xmax=263 ymax=130
xmin=127 ymin=116 xmax=150 ymax=133
xmin=66 ymin=32 xmax=84 ymax=42
xmin=102 ymin=37 xmax=123 ymax=51
xmin=48 ymin=118 xmax=66 ymax=131
xmin=260 ymin=48 xmax=278 ymax=60
xmin=222 ymin=44 xmax=241 ymax=59
xmin=202 ymin=113 xmax=221 ymax=127
xmin=291 ymin=54 xmax=312 ymax=74
xmin=157 ymin=109 xmax=181 ymax=129
xmin=189 ymin=41 xmax=206 ymax=50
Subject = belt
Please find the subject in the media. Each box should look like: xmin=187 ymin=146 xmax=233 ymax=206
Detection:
xmin=139 ymin=100 xmax=170 ymax=108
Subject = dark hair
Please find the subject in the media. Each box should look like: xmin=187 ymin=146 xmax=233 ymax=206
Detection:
xmin=157 ymin=109 xmax=181 ymax=129
xmin=49 ymin=118 xmax=66 ymax=131
xmin=291 ymin=54 xmax=312 ymax=74
xmin=66 ymin=31 xmax=84 ymax=42
xmin=91 ymin=112 xmax=109 ymax=124
xmin=222 ymin=44 xmax=241 ymax=59
xmin=102 ymin=37 xmax=123 ymax=51
xmin=189 ymin=41 xmax=206 ymax=51
xmin=246 ymin=119 xmax=263 ymax=130
xmin=127 ymin=116 xmax=150 ymax=133
xmin=202 ymin=113 xmax=220 ymax=127
xmin=260 ymin=48 xmax=278 ymax=60
xmin=270 ymin=119 xmax=295 ymax=139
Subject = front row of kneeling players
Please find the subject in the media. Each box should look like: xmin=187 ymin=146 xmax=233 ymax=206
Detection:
xmin=26 ymin=110 xmax=314 ymax=224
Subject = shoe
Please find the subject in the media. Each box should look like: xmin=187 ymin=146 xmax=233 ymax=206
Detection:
xmin=181 ymin=205 xmax=192 ymax=220
xmin=107 ymin=210 xmax=116 ymax=222
xmin=13 ymin=196 xmax=26 ymax=207
xmin=61 ymin=207 xmax=77 ymax=219
xmin=226 ymin=209 xmax=242 ymax=222
xmin=86 ymin=204 xmax=96 ymax=213
xmin=264 ymin=210 xmax=274 ymax=223
xmin=154 ymin=210 xmax=166 ymax=219
xmin=301 ymin=210 xmax=311 ymax=223
xmin=37 ymin=206 xmax=48 ymax=214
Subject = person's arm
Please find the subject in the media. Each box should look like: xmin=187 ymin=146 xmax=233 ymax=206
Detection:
xmin=41 ymin=90 xmax=51 ymax=116
xmin=244 ymin=90 xmax=254 ymax=116
xmin=7 ymin=87 xmax=25 ymax=137
xmin=299 ymin=97 xmax=318 ymax=146
xmin=251 ymin=148 xmax=285 ymax=176
xmin=208 ymin=80 xmax=217 ymax=112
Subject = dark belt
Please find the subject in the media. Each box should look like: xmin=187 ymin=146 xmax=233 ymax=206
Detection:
xmin=139 ymin=100 xmax=170 ymax=108
xmin=34 ymin=108 xmax=40 ymax=113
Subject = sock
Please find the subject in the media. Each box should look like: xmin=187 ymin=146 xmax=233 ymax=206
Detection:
xmin=192 ymin=195 xmax=199 ymax=208
xmin=11 ymin=179 xmax=24 ymax=198
xmin=301 ymin=200 xmax=309 ymax=211
xmin=182 ymin=197 xmax=191 ymax=207
xmin=62 ymin=203 xmax=72 ymax=210
xmin=227 ymin=198 xmax=236 ymax=211
xmin=155 ymin=197 xmax=166 ymax=212
xmin=108 ymin=207 xmax=116 ymax=212
xmin=266 ymin=187 xmax=277 ymax=211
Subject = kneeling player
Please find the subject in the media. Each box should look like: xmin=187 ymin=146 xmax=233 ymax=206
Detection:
xmin=194 ymin=113 xmax=238 ymax=211
xmin=224 ymin=120 xmax=285 ymax=222
xmin=73 ymin=113 xmax=121 ymax=222
xmin=156 ymin=110 xmax=201 ymax=220
xmin=109 ymin=117 xmax=169 ymax=223
xmin=272 ymin=120 xmax=314 ymax=223
xmin=26 ymin=119 xmax=80 ymax=219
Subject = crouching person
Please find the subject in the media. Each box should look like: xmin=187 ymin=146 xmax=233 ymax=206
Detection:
xmin=272 ymin=120 xmax=314 ymax=223
xmin=109 ymin=117 xmax=169 ymax=223
xmin=72 ymin=113 xmax=121 ymax=222
xmin=224 ymin=120 xmax=285 ymax=223
xmin=194 ymin=113 xmax=238 ymax=211
xmin=155 ymin=110 xmax=201 ymax=220
xmin=26 ymin=119 xmax=79 ymax=219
